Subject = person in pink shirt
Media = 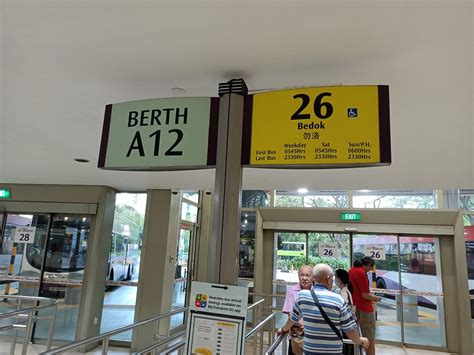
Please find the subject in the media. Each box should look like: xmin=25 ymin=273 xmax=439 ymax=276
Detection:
xmin=279 ymin=265 xmax=313 ymax=354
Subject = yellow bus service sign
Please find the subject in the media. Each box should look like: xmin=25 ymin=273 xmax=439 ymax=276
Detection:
xmin=242 ymin=85 xmax=390 ymax=168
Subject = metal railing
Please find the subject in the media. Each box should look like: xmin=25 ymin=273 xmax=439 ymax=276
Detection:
xmin=41 ymin=298 xmax=271 ymax=355
xmin=0 ymin=294 xmax=58 ymax=355
xmin=40 ymin=307 xmax=189 ymax=355
xmin=265 ymin=333 xmax=287 ymax=355
xmin=265 ymin=336 xmax=366 ymax=355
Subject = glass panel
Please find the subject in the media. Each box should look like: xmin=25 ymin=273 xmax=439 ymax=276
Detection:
xmin=275 ymin=190 xmax=348 ymax=208
xmin=308 ymin=232 xmax=350 ymax=272
xmin=352 ymin=234 xmax=401 ymax=343
xmin=171 ymin=228 xmax=191 ymax=329
xmin=239 ymin=212 xmax=256 ymax=278
xmin=0 ymin=213 xmax=49 ymax=343
xmin=274 ymin=232 xmax=306 ymax=284
xmin=399 ymin=236 xmax=446 ymax=348
xmin=182 ymin=191 xmax=199 ymax=203
xmin=353 ymin=190 xmax=436 ymax=209
xmin=36 ymin=214 xmax=90 ymax=342
xmin=242 ymin=190 xmax=270 ymax=208
xmin=181 ymin=202 xmax=198 ymax=223
xmin=464 ymin=224 xmax=474 ymax=346
xmin=0 ymin=214 xmax=50 ymax=297
xmin=459 ymin=190 xmax=474 ymax=211
xmin=102 ymin=192 xmax=146 ymax=341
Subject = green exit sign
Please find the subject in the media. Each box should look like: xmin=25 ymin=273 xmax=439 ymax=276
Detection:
xmin=341 ymin=212 xmax=361 ymax=222
xmin=0 ymin=188 xmax=11 ymax=199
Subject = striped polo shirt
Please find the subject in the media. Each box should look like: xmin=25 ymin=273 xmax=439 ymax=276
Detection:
xmin=290 ymin=284 xmax=358 ymax=354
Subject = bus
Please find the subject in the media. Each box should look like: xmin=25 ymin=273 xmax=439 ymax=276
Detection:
xmin=19 ymin=227 xmax=138 ymax=294
xmin=107 ymin=231 xmax=139 ymax=281
xmin=277 ymin=241 xmax=306 ymax=258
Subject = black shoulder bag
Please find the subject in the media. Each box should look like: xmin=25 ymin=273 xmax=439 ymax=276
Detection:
xmin=310 ymin=288 xmax=343 ymax=342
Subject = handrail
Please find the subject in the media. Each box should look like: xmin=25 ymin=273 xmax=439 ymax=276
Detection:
xmin=265 ymin=335 xmax=366 ymax=355
xmin=0 ymin=295 xmax=58 ymax=319
xmin=265 ymin=333 xmax=287 ymax=354
xmin=44 ymin=295 xmax=275 ymax=355
xmin=41 ymin=307 xmax=189 ymax=355
xmin=162 ymin=340 xmax=185 ymax=354
xmin=247 ymin=298 xmax=265 ymax=311
xmin=0 ymin=295 xmax=58 ymax=355
xmin=343 ymin=339 xmax=367 ymax=355
xmin=249 ymin=292 xmax=286 ymax=299
xmin=245 ymin=313 xmax=275 ymax=339
xmin=134 ymin=329 xmax=186 ymax=354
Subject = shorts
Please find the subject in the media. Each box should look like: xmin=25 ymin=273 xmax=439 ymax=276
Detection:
xmin=356 ymin=309 xmax=376 ymax=341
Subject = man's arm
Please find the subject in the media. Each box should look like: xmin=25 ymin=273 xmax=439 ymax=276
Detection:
xmin=352 ymin=271 xmax=381 ymax=302
xmin=361 ymin=292 xmax=381 ymax=302
xmin=345 ymin=330 xmax=370 ymax=350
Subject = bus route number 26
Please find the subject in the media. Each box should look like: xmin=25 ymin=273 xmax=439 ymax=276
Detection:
xmin=319 ymin=243 xmax=338 ymax=258
xmin=364 ymin=246 xmax=386 ymax=261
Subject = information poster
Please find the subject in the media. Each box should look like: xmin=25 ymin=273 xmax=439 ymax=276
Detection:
xmin=14 ymin=227 xmax=36 ymax=244
xmin=319 ymin=242 xmax=339 ymax=258
xmin=98 ymin=97 xmax=219 ymax=170
xmin=364 ymin=245 xmax=386 ymax=260
xmin=247 ymin=85 xmax=390 ymax=168
xmin=186 ymin=282 xmax=248 ymax=355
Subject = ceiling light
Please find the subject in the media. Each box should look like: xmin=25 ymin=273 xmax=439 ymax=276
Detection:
xmin=359 ymin=189 xmax=370 ymax=192
xmin=74 ymin=158 xmax=90 ymax=163
xmin=171 ymin=87 xmax=186 ymax=94
xmin=297 ymin=188 xmax=308 ymax=194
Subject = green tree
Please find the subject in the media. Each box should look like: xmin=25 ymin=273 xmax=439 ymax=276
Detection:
xmin=113 ymin=205 xmax=144 ymax=244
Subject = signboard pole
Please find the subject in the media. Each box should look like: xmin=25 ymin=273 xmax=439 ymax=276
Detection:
xmin=208 ymin=79 xmax=247 ymax=285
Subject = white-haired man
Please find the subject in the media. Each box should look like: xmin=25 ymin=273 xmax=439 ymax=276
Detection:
xmin=282 ymin=264 xmax=369 ymax=354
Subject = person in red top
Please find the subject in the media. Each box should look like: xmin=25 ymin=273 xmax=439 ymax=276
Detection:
xmin=349 ymin=256 xmax=381 ymax=355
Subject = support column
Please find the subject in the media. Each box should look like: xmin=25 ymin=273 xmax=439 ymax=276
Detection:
xmin=76 ymin=189 xmax=116 ymax=343
xmin=195 ymin=190 xmax=212 ymax=282
xmin=131 ymin=190 xmax=180 ymax=351
xmin=207 ymin=79 xmax=247 ymax=285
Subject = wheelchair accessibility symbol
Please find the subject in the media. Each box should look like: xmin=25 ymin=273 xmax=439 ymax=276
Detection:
xmin=347 ymin=108 xmax=358 ymax=118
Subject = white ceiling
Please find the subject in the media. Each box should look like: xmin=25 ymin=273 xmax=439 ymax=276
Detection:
xmin=0 ymin=0 xmax=472 ymax=191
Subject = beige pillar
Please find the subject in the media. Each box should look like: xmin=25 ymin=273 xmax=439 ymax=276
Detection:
xmin=75 ymin=190 xmax=116 ymax=342
xmin=131 ymin=190 xmax=180 ymax=351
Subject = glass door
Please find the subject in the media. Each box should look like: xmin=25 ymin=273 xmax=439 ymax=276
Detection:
xmin=308 ymin=232 xmax=351 ymax=271
xmin=171 ymin=224 xmax=195 ymax=330
xmin=275 ymin=232 xmax=307 ymax=284
xmin=352 ymin=234 xmax=402 ymax=343
xmin=352 ymin=233 xmax=447 ymax=349
xmin=0 ymin=213 xmax=50 ymax=298
xmin=399 ymin=235 xmax=445 ymax=348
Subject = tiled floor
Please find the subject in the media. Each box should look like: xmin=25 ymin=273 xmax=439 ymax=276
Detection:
xmin=375 ymin=344 xmax=456 ymax=355
xmin=0 ymin=342 xmax=458 ymax=355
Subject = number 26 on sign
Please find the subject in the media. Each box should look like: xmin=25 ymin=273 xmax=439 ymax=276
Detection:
xmin=364 ymin=245 xmax=386 ymax=261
